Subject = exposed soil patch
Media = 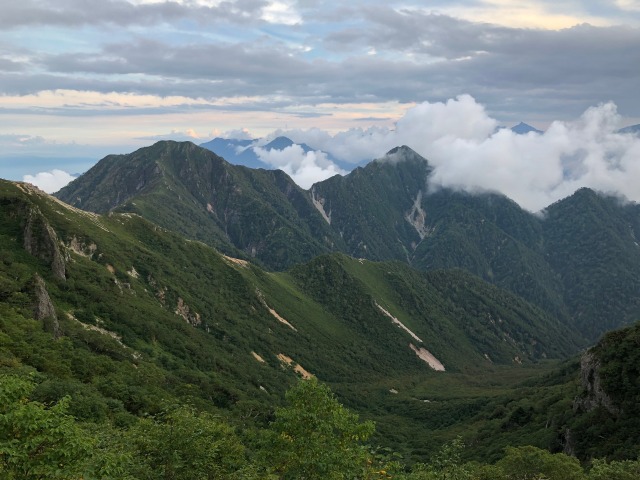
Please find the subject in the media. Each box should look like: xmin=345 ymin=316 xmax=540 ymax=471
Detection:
xmin=409 ymin=343 xmax=445 ymax=371
xmin=277 ymin=353 xmax=313 ymax=379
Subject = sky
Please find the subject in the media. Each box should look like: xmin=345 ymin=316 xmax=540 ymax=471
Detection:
xmin=2 ymin=0 xmax=640 ymax=210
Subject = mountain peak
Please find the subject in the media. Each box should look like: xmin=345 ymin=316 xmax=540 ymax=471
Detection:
xmin=379 ymin=145 xmax=426 ymax=164
xmin=199 ymin=136 xmax=323 ymax=169
xmin=386 ymin=145 xmax=413 ymax=155
xmin=511 ymin=122 xmax=543 ymax=135
xmin=263 ymin=136 xmax=296 ymax=150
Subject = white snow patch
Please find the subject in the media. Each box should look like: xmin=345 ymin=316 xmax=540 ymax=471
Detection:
xmin=409 ymin=343 xmax=445 ymax=371
xmin=375 ymin=301 xmax=423 ymax=343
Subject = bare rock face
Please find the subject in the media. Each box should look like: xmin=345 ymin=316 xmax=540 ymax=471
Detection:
xmin=175 ymin=297 xmax=202 ymax=327
xmin=574 ymin=350 xmax=619 ymax=415
xmin=32 ymin=273 xmax=61 ymax=339
xmin=23 ymin=207 xmax=66 ymax=281
xmin=562 ymin=427 xmax=576 ymax=457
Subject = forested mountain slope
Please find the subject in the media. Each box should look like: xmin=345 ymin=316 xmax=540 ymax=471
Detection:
xmin=1 ymin=180 xmax=572 ymax=427
xmin=4 ymin=178 xmax=640 ymax=472
xmin=55 ymin=141 xmax=339 ymax=270
xmin=56 ymin=141 xmax=640 ymax=342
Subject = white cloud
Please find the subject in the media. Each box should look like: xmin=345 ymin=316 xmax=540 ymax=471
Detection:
xmin=261 ymin=0 xmax=302 ymax=25
xmin=136 ymin=129 xmax=204 ymax=142
xmin=272 ymin=96 xmax=640 ymax=211
xmin=280 ymin=95 xmax=497 ymax=164
xmin=23 ymin=169 xmax=76 ymax=193
xmin=616 ymin=0 xmax=640 ymax=12
xmin=281 ymin=126 xmax=395 ymax=164
xmin=223 ymin=128 xmax=254 ymax=140
xmin=254 ymin=144 xmax=346 ymax=188
xmin=414 ymin=100 xmax=640 ymax=211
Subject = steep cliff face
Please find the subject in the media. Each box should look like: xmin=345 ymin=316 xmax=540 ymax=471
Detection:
xmin=574 ymin=350 xmax=619 ymax=414
xmin=31 ymin=273 xmax=61 ymax=339
xmin=22 ymin=205 xmax=66 ymax=280
xmin=564 ymin=323 xmax=640 ymax=460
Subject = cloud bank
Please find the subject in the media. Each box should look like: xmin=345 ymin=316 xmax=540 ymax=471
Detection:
xmin=254 ymin=144 xmax=346 ymax=189
xmin=279 ymin=95 xmax=640 ymax=212
xmin=23 ymin=170 xmax=76 ymax=194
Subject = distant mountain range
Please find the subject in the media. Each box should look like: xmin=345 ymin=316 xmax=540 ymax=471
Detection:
xmin=619 ymin=123 xmax=640 ymax=135
xmin=5 ymin=136 xmax=640 ymax=464
xmin=56 ymin=140 xmax=640 ymax=343
xmin=200 ymin=135 xmax=349 ymax=170
xmin=496 ymin=121 xmax=640 ymax=137
xmin=510 ymin=122 xmax=543 ymax=134
xmin=199 ymin=122 xmax=547 ymax=173
xmin=494 ymin=122 xmax=543 ymax=135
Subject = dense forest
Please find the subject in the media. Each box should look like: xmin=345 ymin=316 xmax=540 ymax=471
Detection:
xmin=3 ymin=373 xmax=640 ymax=479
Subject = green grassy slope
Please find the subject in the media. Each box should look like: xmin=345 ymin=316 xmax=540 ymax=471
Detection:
xmin=1 ymin=179 xmax=592 ymax=463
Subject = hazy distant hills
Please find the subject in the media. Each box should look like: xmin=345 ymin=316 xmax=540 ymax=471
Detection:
xmin=510 ymin=122 xmax=543 ymax=134
xmin=200 ymin=135 xmax=345 ymax=170
xmin=618 ymin=123 xmax=640 ymax=135
xmin=200 ymin=125 xmax=544 ymax=172
xmin=499 ymin=121 xmax=640 ymax=136
xmin=198 ymin=137 xmax=256 ymax=167
xmin=56 ymin=140 xmax=640 ymax=342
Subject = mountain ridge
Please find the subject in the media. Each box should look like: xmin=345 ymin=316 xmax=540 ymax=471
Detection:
xmin=6 ymin=177 xmax=640 ymax=465
xmin=199 ymin=135 xmax=343 ymax=170
xmin=55 ymin=140 xmax=640 ymax=342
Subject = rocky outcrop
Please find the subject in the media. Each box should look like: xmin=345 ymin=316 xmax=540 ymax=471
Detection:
xmin=67 ymin=236 xmax=98 ymax=258
xmin=310 ymin=187 xmax=331 ymax=225
xmin=562 ymin=427 xmax=576 ymax=457
xmin=574 ymin=350 xmax=619 ymax=415
xmin=175 ymin=297 xmax=202 ymax=327
xmin=404 ymin=190 xmax=432 ymax=241
xmin=31 ymin=273 xmax=61 ymax=339
xmin=23 ymin=206 xmax=66 ymax=280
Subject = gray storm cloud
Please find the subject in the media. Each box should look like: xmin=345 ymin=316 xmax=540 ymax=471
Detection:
xmin=282 ymin=95 xmax=640 ymax=211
